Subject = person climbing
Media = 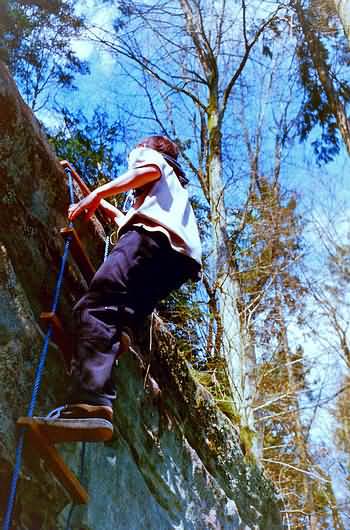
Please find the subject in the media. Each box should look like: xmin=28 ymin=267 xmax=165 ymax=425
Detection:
xmin=36 ymin=135 xmax=202 ymax=442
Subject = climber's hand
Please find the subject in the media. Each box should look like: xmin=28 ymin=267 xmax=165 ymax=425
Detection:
xmin=68 ymin=190 xmax=101 ymax=222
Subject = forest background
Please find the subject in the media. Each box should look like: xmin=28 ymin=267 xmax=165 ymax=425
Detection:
xmin=1 ymin=0 xmax=349 ymax=528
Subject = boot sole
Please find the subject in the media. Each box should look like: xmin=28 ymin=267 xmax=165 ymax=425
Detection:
xmin=31 ymin=417 xmax=113 ymax=443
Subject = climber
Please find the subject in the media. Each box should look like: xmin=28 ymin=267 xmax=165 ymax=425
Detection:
xmin=37 ymin=135 xmax=202 ymax=441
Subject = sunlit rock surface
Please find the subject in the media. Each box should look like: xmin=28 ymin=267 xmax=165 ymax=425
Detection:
xmin=0 ymin=61 xmax=282 ymax=530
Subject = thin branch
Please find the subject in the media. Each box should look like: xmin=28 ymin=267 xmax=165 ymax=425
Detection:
xmin=87 ymin=27 xmax=207 ymax=112
xmin=262 ymin=458 xmax=331 ymax=483
xmin=221 ymin=6 xmax=283 ymax=116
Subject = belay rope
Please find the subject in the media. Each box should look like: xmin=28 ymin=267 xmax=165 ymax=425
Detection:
xmin=3 ymin=167 xmax=111 ymax=530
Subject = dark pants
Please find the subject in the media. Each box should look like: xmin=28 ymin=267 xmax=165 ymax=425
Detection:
xmin=69 ymin=227 xmax=198 ymax=407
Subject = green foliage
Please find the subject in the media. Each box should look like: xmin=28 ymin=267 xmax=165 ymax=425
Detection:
xmin=0 ymin=0 xmax=89 ymax=110
xmin=49 ymin=107 xmax=126 ymax=189
xmin=294 ymin=2 xmax=350 ymax=163
xmin=296 ymin=39 xmax=341 ymax=163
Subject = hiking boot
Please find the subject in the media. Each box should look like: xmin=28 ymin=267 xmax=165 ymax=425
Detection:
xmin=32 ymin=403 xmax=113 ymax=443
xmin=58 ymin=403 xmax=113 ymax=421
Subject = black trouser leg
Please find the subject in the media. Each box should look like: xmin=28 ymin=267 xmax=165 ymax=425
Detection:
xmin=69 ymin=228 xmax=195 ymax=407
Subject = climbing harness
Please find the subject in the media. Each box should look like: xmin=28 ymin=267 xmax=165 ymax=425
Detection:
xmin=3 ymin=163 xmax=112 ymax=530
xmin=109 ymin=229 xmax=118 ymax=247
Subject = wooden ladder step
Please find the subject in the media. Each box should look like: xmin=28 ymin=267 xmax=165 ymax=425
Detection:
xmin=17 ymin=417 xmax=88 ymax=504
xmin=60 ymin=226 xmax=95 ymax=283
xmin=40 ymin=312 xmax=72 ymax=372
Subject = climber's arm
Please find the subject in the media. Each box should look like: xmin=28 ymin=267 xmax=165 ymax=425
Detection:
xmin=68 ymin=165 xmax=160 ymax=222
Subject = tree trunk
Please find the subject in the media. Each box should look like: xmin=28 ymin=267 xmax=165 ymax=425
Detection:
xmin=207 ymin=105 xmax=255 ymax=436
xmin=334 ymin=0 xmax=350 ymax=44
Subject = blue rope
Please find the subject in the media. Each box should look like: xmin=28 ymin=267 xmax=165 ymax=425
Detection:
xmin=2 ymin=430 xmax=25 ymax=530
xmin=3 ymin=167 xmax=75 ymax=530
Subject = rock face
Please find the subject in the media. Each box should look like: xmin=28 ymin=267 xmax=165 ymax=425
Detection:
xmin=0 ymin=62 xmax=282 ymax=530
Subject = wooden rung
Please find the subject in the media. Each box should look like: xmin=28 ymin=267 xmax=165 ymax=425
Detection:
xmin=40 ymin=312 xmax=72 ymax=371
xmin=17 ymin=417 xmax=88 ymax=504
xmin=60 ymin=226 xmax=95 ymax=283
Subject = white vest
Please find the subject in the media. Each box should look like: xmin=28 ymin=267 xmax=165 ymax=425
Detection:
xmin=117 ymin=147 xmax=202 ymax=266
